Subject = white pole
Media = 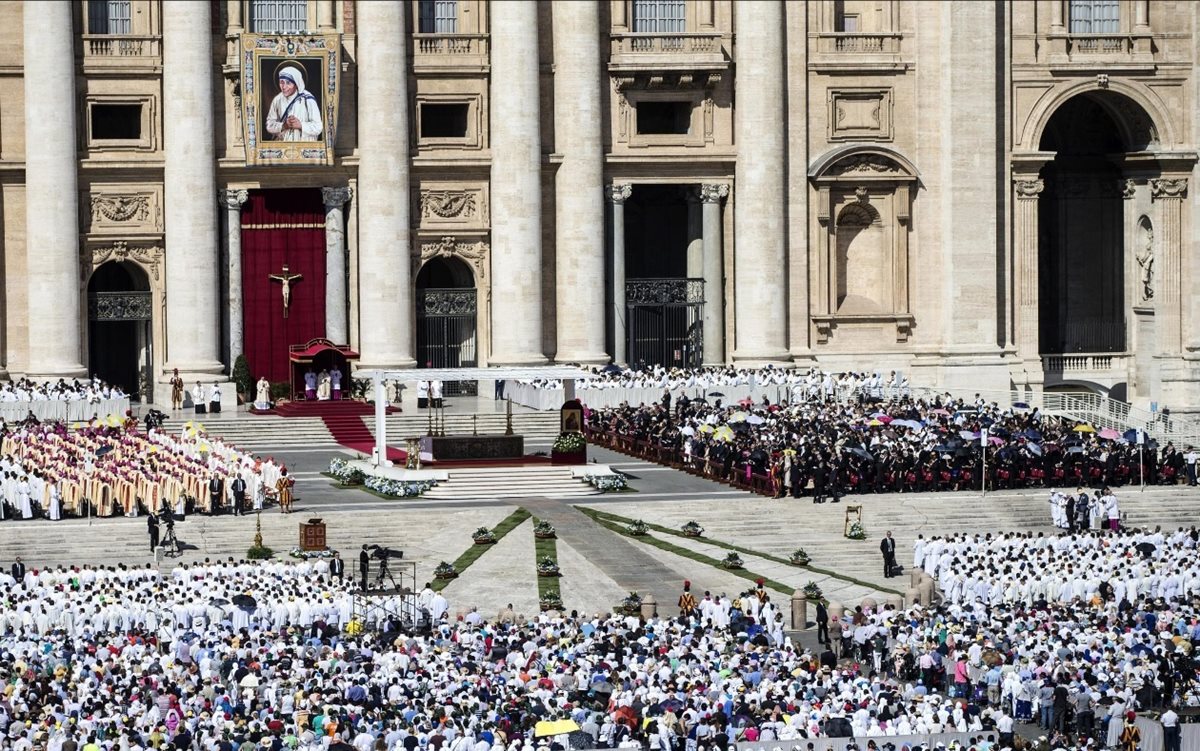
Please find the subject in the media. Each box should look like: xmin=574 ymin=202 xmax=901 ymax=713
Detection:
xmin=374 ymin=371 xmax=387 ymax=467
xmin=1138 ymin=430 xmax=1145 ymax=492
xmin=980 ymin=428 xmax=988 ymax=496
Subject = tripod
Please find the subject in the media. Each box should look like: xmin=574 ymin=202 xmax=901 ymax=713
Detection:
xmin=160 ymin=524 xmax=180 ymax=557
xmin=372 ymin=556 xmax=400 ymax=590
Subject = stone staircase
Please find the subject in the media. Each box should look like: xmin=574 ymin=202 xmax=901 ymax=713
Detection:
xmin=421 ymin=465 xmax=600 ymax=501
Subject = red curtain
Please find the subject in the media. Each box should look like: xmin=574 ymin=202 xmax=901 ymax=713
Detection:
xmin=241 ymin=189 xmax=326 ymax=383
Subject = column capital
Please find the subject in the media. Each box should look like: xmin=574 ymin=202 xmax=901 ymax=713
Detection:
xmin=1122 ymin=179 xmax=1138 ymax=199
xmin=218 ymin=188 xmax=249 ymax=209
xmin=321 ymin=186 xmax=354 ymax=208
xmin=1150 ymin=177 xmax=1188 ymax=200
xmin=607 ymin=184 xmax=632 ymax=204
xmin=1013 ymin=178 xmax=1044 ymax=198
xmin=699 ymin=183 xmax=730 ymax=203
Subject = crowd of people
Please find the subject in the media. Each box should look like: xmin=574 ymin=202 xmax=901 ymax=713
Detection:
xmin=0 ymin=378 xmax=127 ymax=403
xmin=0 ymin=521 xmax=1196 ymax=751
xmin=586 ymin=386 xmax=1195 ymax=497
xmin=0 ymin=417 xmax=279 ymax=521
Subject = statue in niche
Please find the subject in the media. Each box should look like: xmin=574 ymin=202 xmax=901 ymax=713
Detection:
xmin=1135 ymin=218 xmax=1154 ymax=301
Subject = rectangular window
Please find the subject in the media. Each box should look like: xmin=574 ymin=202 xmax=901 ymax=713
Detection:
xmin=636 ymin=101 xmax=691 ymax=135
xmin=91 ymin=104 xmax=143 ymax=140
xmin=1069 ymin=0 xmax=1120 ymax=33
xmin=632 ymin=0 xmax=686 ymax=33
xmin=837 ymin=14 xmax=860 ymax=33
xmin=88 ymin=0 xmax=132 ymax=35
xmin=421 ymin=103 xmax=469 ymax=139
xmin=418 ymin=0 xmax=459 ymax=34
xmin=249 ymin=0 xmax=308 ymax=34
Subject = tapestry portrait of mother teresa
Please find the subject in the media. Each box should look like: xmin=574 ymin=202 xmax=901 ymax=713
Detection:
xmin=240 ymin=35 xmax=340 ymax=165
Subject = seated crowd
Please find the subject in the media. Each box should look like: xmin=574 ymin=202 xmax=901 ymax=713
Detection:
xmin=586 ymin=389 xmax=1192 ymax=497
xmin=0 ymin=377 xmax=127 ymax=403
xmin=0 ymin=524 xmax=1197 ymax=751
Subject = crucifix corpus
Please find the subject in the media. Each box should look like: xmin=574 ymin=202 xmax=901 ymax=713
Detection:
xmin=268 ymin=263 xmax=303 ymax=318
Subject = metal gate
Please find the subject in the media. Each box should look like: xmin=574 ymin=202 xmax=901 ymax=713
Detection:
xmin=416 ymin=288 xmax=478 ymax=396
xmin=626 ymin=278 xmax=704 ymax=368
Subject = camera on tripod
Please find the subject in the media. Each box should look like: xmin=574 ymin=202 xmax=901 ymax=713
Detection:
xmin=367 ymin=545 xmax=403 ymax=560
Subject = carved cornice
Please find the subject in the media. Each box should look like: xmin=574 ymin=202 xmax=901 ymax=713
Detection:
xmin=611 ymin=71 xmax=721 ymax=92
xmin=420 ymin=190 xmax=477 ymax=220
xmin=699 ymin=184 xmax=729 ymax=203
xmin=1122 ymin=179 xmax=1137 ymax=199
xmin=218 ymin=189 xmax=249 ymax=209
xmin=828 ymin=155 xmax=901 ymax=176
xmin=321 ymin=186 xmax=353 ymax=208
xmin=83 ymin=241 xmax=164 ymax=282
xmin=1150 ymin=178 xmax=1188 ymax=200
xmin=414 ymin=235 xmax=490 ymax=286
xmin=1014 ymin=179 xmax=1044 ymax=198
xmin=91 ymin=195 xmax=149 ymax=223
xmin=608 ymin=184 xmax=633 ymax=204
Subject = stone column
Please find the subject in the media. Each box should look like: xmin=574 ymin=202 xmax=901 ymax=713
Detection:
xmin=1151 ymin=178 xmax=1187 ymax=355
xmin=1050 ymin=0 xmax=1064 ymax=30
xmin=686 ymin=191 xmax=703 ymax=279
xmin=608 ymin=184 xmax=632 ymax=364
xmin=1014 ymin=179 xmax=1044 ymax=367
xmin=490 ymin=0 xmax=546 ymax=365
xmin=553 ymin=0 xmax=607 ymax=364
xmin=23 ymin=0 xmax=84 ymax=377
xmin=318 ymin=0 xmax=336 ymax=29
xmin=356 ymin=1 xmax=415 ymax=369
xmin=164 ymin=0 xmax=223 ymax=377
xmin=219 ymin=189 xmax=248 ymax=370
xmin=322 ymin=187 xmax=352 ymax=344
xmin=732 ymin=0 xmax=788 ymax=362
xmin=1134 ymin=0 xmax=1149 ymax=29
xmin=700 ymin=184 xmax=729 ymax=364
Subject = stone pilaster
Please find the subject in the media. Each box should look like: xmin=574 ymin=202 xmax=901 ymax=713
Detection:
xmin=321 ymin=187 xmax=353 ymax=344
xmin=552 ymin=0 xmax=607 ymax=364
xmin=219 ymin=188 xmax=248 ymax=371
xmin=23 ymin=0 xmax=84 ymax=377
xmin=489 ymin=0 xmax=547 ymax=365
xmin=164 ymin=0 xmax=223 ymax=377
xmin=1151 ymin=178 xmax=1187 ymax=355
xmin=608 ymin=184 xmax=632 ymax=365
xmin=700 ymin=184 xmax=729 ymax=364
xmin=356 ymin=1 xmax=415 ymax=369
xmin=1014 ymin=178 xmax=1044 ymax=366
xmin=732 ymin=0 xmax=788 ymax=362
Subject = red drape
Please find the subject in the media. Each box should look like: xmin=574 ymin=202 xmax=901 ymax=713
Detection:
xmin=241 ymin=189 xmax=326 ymax=383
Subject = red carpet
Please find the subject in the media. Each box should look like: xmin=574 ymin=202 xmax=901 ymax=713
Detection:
xmin=252 ymin=400 xmax=398 ymax=418
xmin=321 ymin=414 xmax=408 ymax=462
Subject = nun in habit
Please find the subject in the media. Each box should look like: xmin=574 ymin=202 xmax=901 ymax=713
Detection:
xmin=265 ymin=65 xmax=323 ymax=142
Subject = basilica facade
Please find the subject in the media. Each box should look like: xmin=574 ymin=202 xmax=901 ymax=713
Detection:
xmin=0 ymin=0 xmax=1197 ymax=410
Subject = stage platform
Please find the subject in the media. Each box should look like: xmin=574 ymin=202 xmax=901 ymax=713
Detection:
xmin=250 ymin=399 xmax=401 ymax=418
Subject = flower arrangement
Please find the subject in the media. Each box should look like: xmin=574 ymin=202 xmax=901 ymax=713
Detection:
xmin=552 ymin=432 xmax=586 ymax=453
xmin=721 ymin=552 xmax=744 ymax=569
xmin=617 ymin=591 xmax=643 ymax=616
xmin=328 ymin=457 xmax=365 ymax=485
xmin=585 ymin=473 xmax=629 ymax=492
xmin=472 ymin=527 xmax=497 ymax=545
xmin=533 ymin=519 xmax=557 ymax=539
xmin=536 ymin=556 xmax=561 ymax=577
xmin=364 ymin=476 xmax=435 ymax=498
xmin=803 ymin=581 xmax=823 ymax=600
xmin=288 ymin=547 xmax=335 ymax=560
xmin=539 ymin=591 xmax=564 ymax=611
xmin=628 ymin=519 xmax=649 ymax=536
xmin=846 ymin=521 xmax=867 ymax=540
xmin=789 ymin=548 xmax=811 ymax=566
xmin=681 ymin=520 xmax=705 ymax=537
xmin=433 ymin=561 xmax=458 ymax=580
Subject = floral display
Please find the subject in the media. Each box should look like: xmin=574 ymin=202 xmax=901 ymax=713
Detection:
xmin=628 ymin=519 xmax=649 ymax=536
xmin=551 ymin=432 xmax=586 ymax=453
xmin=363 ymin=475 xmax=435 ymax=498
xmin=803 ymin=581 xmax=824 ymax=600
xmin=533 ymin=519 xmax=556 ymax=539
xmin=536 ymin=556 xmax=561 ymax=577
xmin=288 ymin=547 xmax=335 ymax=560
xmin=721 ymin=552 xmax=744 ymax=569
xmin=846 ymin=521 xmax=868 ymax=540
xmin=790 ymin=548 xmax=811 ymax=565
xmin=681 ymin=520 xmax=704 ymax=537
xmin=472 ymin=526 xmax=496 ymax=544
xmin=585 ymin=473 xmax=628 ymax=492
xmin=433 ymin=561 xmax=458 ymax=579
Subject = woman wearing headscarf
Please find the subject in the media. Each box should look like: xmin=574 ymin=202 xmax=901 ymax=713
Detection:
xmin=266 ymin=66 xmax=323 ymax=141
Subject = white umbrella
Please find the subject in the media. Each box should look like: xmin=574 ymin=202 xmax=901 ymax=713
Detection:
xmin=680 ymin=426 xmax=696 ymax=436
xmin=746 ymin=414 xmax=765 ymax=425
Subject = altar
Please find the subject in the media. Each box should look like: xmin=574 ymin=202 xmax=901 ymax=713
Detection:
xmin=421 ymin=434 xmax=524 ymax=461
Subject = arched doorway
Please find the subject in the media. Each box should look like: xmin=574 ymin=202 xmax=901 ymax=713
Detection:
xmin=1037 ymin=91 xmax=1154 ymax=355
xmin=415 ymin=256 xmax=478 ymax=395
xmin=87 ymin=261 xmax=152 ymax=401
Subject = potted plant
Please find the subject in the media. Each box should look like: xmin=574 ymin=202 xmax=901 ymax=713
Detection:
xmin=232 ymin=354 xmax=253 ymax=404
xmin=617 ymin=591 xmax=643 ymax=616
xmin=789 ymin=548 xmax=811 ymax=566
xmin=533 ymin=519 xmax=557 ymax=539
xmin=721 ymin=552 xmax=744 ymax=570
xmin=433 ymin=561 xmax=458 ymax=580
xmin=681 ymin=520 xmax=704 ymax=537
xmin=551 ymin=431 xmax=587 ymax=465
xmin=846 ymin=521 xmax=867 ymax=540
xmin=472 ymin=527 xmax=497 ymax=545
xmin=539 ymin=591 xmax=564 ymax=612
xmin=803 ymin=581 xmax=823 ymax=601
xmin=536 ymin=556 xmax=561 ymax=577
xmin=628 ymin=519 xmax=649 ymax=536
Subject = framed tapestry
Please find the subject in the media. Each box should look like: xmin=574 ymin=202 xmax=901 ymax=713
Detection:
xmin=240 ymin=34 xmax=341 ymax=166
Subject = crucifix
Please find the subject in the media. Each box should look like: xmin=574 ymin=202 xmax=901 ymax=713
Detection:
xmin=268 ymin=263 xmax=303 ymax=318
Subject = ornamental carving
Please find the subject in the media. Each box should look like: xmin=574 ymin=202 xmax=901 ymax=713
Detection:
xmin=91 ymin=195 xmax=149 ymax=223
xmin=218 ymin=188 xmax=249 ymax=209
xmin=417 ymin=289 xmax=477 ymax=316
xmin=321 ymin=186 xmax=353 ymax=208
xmin=88 ymin=292 xmax=153 ymax=322
xmin=1014 ymin=179 xmax=1044 ymax=198
xmin=699 ymin=184 xmax=728 ymax=203
xmin=1122 ymin=179 xmax=1137 ymax=199
xmin=828 ymin=155 xmax=900 ymax=176
xmin=626 ymin=279 xmax=705 ymax=306
xmin=1150 ymin=178 xmax=1188 ymax=200
xmin=420 ymin=191 xmax=477 ymax=219
xmin=415 ymin=236 xmax=489 ymax=286
xmin=608 ymin=184 xmax=633 ymax=204
xmin=83 ymin=242 xmax=165 ymax=282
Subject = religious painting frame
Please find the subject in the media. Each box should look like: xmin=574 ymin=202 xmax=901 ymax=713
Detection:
xmin=240 ymin=34 xmax=341 ymax=166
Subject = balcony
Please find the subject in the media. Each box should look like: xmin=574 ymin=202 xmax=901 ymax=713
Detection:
xmin=1068 ymin=34 xmax=1133 ymax=54
xmin=411 ymin=33 xmax=489 ymax=74
xmin=81 ymin=34 xmax=161 ymax=64
xmin=1043 ymin=32 xmax=1154 ymax=68
xmin=809 ymin=33 xmax=907 ymax=73
xmin=817 ymin=32 xmax=901 ymax=54
xmin=1042 ymin=352 xmax=1131 ymax=390
xmin=609 ymin=32 xmax=729 ymax=73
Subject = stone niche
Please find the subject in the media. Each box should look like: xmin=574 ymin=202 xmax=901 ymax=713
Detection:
xmin=809 ymin=146 xmax=919 ymax=345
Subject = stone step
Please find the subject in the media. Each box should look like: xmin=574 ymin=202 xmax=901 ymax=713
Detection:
xmin=421 ymin=466 xmax=599 ymax=500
